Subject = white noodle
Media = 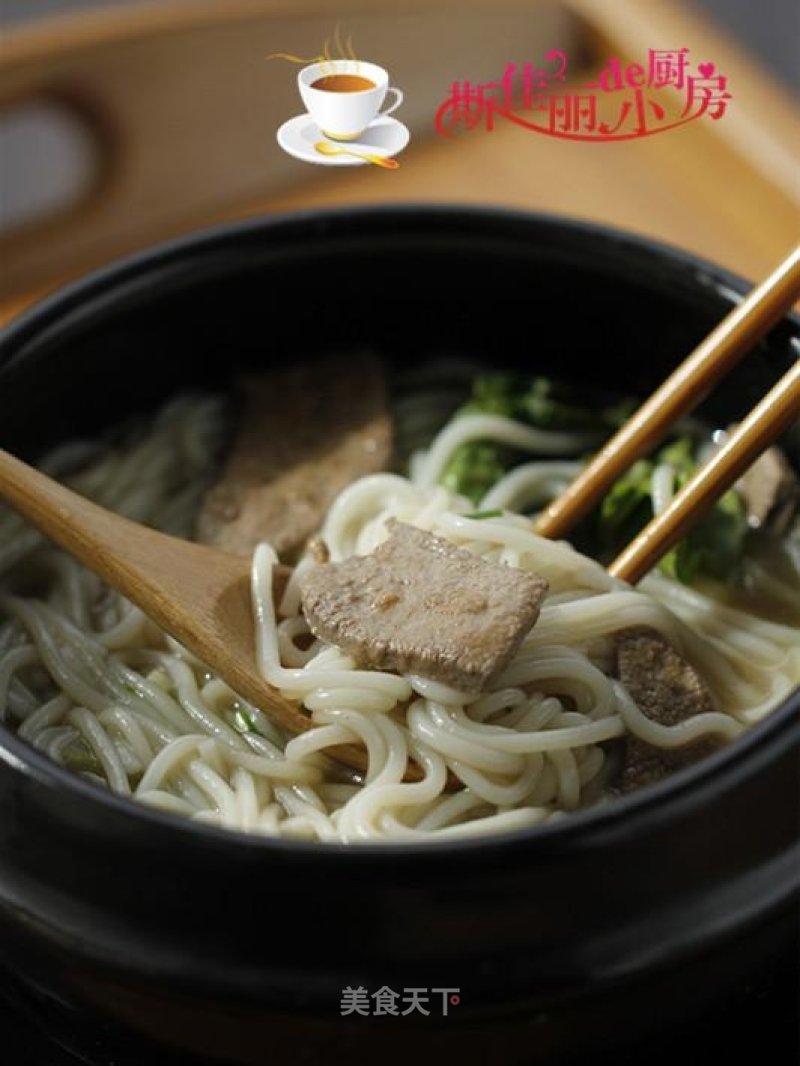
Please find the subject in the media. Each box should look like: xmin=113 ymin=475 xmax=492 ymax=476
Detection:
xmin=0 ymin=392 xmax=797 ymax=842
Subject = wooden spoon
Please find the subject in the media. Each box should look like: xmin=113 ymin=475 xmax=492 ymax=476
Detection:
xmin=0 ymin=449 xmax=384 ymax=778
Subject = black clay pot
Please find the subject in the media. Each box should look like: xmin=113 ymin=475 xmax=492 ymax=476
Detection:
xmin=0 ymin=207 xmax=798 ymax=1066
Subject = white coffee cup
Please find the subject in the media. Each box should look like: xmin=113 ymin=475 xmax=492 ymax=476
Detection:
xmin=298 ymin=60 xmax=403 ymax=141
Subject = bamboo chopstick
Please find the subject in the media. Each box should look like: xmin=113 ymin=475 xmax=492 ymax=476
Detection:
xmin=534 ymin=245 xmax=800 ymax=541
xmin=609 ymin=359 xmax=800 ymax=585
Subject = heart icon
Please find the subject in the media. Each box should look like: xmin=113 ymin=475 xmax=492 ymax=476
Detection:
xmin=698 ymin=62 xmax=715 ymax=79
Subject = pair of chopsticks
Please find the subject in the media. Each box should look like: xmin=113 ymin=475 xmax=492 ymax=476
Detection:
xmin=533 ymin=245 xmax=800 ymax=585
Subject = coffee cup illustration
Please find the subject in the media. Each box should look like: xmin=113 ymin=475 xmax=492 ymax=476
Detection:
xmin=276 ymin=55 xmax=409 ymax=167
xmin=299 ymin=60 xmax=403 ymax=141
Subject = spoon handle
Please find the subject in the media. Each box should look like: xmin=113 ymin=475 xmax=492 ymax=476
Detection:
xmin=0 ymin=447 xmax=205 ymax=589
xmin=1 ymin=448 xmax=140 ymax=574
xmin=356 ymin=151 xmax=399 ymax=169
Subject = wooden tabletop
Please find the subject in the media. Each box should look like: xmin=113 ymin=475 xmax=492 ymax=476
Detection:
xmin=1 ymin=0 xmax=798 ymax=327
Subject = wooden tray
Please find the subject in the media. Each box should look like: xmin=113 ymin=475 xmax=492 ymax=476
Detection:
xmin=1 ymin=0 xmax=798 ymax=324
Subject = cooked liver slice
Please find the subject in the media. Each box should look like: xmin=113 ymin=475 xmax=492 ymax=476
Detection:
xmin=736 ymin=445 xmax=799 ymax=535
xmin=300 ymin=519 xmax=548 ymax=691
xmin=616 ymin=626 xmax=719 ymax=792
xmin=197 ymin=355 xmax=391 ymax=559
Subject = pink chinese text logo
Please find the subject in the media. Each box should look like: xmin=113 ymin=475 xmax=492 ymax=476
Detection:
xmin=435 ymin=48 xmax=731 ymax=141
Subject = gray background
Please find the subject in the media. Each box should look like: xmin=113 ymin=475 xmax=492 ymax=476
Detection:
xmin=2 ymin=0 xmax=798 ymax=94
xmin=696 ymin=0 xmax=799 ymax=94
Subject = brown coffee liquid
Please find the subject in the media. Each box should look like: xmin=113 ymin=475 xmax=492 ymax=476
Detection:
xmin=311 ymin=74 xmax=375 ymax=93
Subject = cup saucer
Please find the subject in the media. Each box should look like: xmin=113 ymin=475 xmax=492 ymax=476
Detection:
xmin=276 ymin=113 xmax=410 ymax=165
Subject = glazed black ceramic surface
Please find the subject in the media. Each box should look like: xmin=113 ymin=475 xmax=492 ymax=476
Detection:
xmin=0 ymin=208 xmax=798 ymax=1066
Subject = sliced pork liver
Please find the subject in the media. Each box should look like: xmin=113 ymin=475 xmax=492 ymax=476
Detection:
xmin=300 ymin=519 xmax=548 ymax=691
xmin=736 ymin=444 xmax=799 ymax=535
xmin=197 ymin=354 xmax=391 ymax=560
xmin=616 ymin=626 xmax=719 ymax=792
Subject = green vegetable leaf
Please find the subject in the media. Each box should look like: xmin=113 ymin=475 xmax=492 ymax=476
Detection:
xmin=468 ymin=509 xmax=504 ymax=520
xmin=599 ymin=458 xmax=655 ymax=552
xmin=62 ymin=744 xmax=102 ymax=775
xmin=596 ymin=436 xmax=748 ymax=584
xmin=520 ymin=376 xmax=636 ymax=432
xmin=441 ymin=441 xmax=511 ymax=505
xmin=439 ymin=373 xmax=636 ymax=506
xmin=660 ymin=487 xmax=747 ymax=584
xmin=461 ymin=374 xmax=636 ymax=433
xmin=233 ymin=707 xmax=263 ymax=736
xmin=467 ymin=374 xmax=527 ymax=418
xmin=433 ymin=375 xmax=747 ymax=587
